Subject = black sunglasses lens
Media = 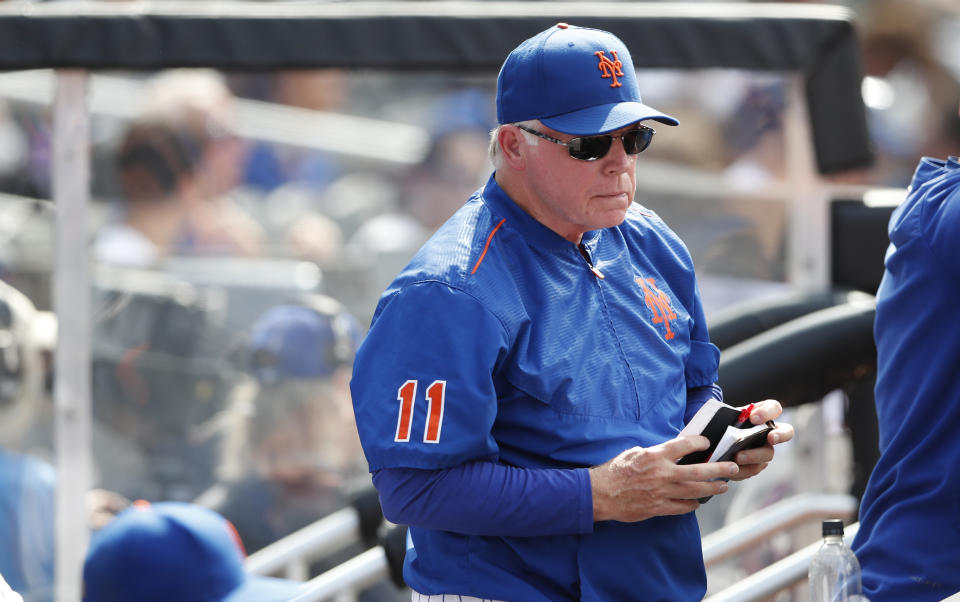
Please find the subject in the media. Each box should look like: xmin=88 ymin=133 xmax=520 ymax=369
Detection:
xmin=623 ymin=129 xmax=654 ymax=154
xmin=568 ymin=135 xmax=613 ymax=161
xmin=567 ymin=129 xmax=653 ymax=160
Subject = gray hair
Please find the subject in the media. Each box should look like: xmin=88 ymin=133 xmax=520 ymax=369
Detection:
xmin=488 ymin=120 xmax=541 ymax=169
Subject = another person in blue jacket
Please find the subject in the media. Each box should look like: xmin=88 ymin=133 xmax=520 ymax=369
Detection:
xmin=852 ymin=102 xmax=960 ymax=601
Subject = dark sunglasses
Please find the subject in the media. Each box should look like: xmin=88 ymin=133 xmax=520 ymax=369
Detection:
xmin=515 ymin=124 xmax=655 ymax=161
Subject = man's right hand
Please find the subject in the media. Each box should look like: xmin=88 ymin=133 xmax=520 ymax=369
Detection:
xmin=588 ymin=435 xmax=739 ymax=522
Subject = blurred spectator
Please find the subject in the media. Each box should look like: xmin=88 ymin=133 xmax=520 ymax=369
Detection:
xmin=92 ymin=116 xmax=197 ymax=267
xmin=0 ymin=278 xmax=130 ymax=602
xmin=722 ymin=83 xmax=786 ymax=193
xmin=90 ymin=272 xmax=231 ymax=502
xmin=197 ymin=294 xmax=366 ymax=554
xmin=82 ymin=500 xmax=303 ymax=602
xmin=346 ymin=88 xmax=493 ymax=304
xmin=0 ymin=451 xmax=53 ymax=602
xmin=242 ymin=69 xmax=347 ymax=194
xmin=282 ymin=204 xmax=344 ymax=265
xmin=0 ymin=279 xmax=54 ymax=602
xmin=133 ymin=69 xmax=263 ymax=255
xmin=243 ymin=180 xmax=347 ymax=265
xmin=0 ymin=99 xmax=48 ymax=201
xmin=230 ymin=69 xmax=357 ymax=264
xmin=858 ymin=0 xmax=960 ymax=186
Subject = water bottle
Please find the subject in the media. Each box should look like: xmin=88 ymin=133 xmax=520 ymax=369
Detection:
xmin=808 ymin=519 xmax=865 ymax=602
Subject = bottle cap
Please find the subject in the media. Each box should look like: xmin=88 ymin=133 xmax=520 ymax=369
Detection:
xmin=822 ymin=519 xmax=845 ymax=536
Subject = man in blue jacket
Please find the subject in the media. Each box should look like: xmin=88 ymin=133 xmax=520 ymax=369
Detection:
xmin=852 ymin=102 xmax=960 ymax=601
xmin=351 ymin=23 xmax=793 ymax=601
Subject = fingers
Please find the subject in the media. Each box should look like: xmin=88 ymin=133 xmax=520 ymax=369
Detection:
xmin=730 ymin=462 xmax=768 ymax=481
xmin=745 ymin=399 xmax=783 ymax=424
xmin=729 ymin=420 xmax=795 ymax=481
xmin=664 ymin=434 xmax=710 ymax=460
xmin=671 ymin=477 xmax=731 ymax=503
xmin=768 ymin=422 xmax=794 ymax=445
xmin=656 ymin=498 xmax=702 ymax=517
xmin=734 ymin=443 xmax=774 ymax=466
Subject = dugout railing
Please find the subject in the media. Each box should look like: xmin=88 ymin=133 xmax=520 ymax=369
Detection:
xmin=243 ymin=491 xmax=858 ymax=601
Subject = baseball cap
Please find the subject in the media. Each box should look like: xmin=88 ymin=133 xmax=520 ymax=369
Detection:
xmin=497 ymin=23 xmax=678 ymax=135
xmin=82 ymin=501 xmax=303 ymax=602
xmin=247 ymin=300 xmax=361 ymax=384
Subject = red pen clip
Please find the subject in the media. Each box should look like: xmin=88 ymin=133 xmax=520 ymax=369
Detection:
xmin=735 ymin=403 xmax=755 ymax=427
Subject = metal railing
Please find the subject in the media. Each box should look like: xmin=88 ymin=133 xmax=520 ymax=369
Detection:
xmin=245 ymin=507 xmax=364 ymax=582
xmin=288 ymin=547 xmax=392 ymax=602
xmin=703 ymin=492 xmax=857 ymax=566
xmin=246 ymin=492 xmax=858 ymax=602
xmin=705 ymin=522 xmax=860 ymax=602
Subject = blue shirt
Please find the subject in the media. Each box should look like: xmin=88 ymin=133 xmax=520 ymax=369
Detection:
xmin=851 ymin=156 xmax=960 ymax=601
xmin=351 ymin=174 xmax=719 ymax=601
xmin=0 ymin=449 xmax=55 ymax=602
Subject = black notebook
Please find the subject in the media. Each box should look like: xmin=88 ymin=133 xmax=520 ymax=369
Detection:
xmin=676 ymin=398 xmax=775 ymax=502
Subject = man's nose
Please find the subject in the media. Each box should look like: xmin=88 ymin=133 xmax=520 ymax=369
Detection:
xmin=603 ymin=137 xmax=635 ymax=173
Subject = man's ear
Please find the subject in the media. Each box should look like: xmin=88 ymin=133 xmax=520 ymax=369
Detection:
xmin=498 ymin=126 xmax=528 ymax=169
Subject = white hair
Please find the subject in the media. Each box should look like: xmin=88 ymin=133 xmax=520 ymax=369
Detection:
xmin=488 ymin=120 xmax=541 ymax=169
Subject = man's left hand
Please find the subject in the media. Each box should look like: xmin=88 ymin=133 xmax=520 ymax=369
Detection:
xmin=728 ymin=399 xmax=793 ymax=481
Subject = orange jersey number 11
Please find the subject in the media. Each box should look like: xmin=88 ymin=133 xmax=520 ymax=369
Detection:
xmin=395 ymin=379 xmax=446 ymax=444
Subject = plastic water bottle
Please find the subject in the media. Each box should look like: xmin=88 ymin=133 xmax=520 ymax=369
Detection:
xmin=808 ymin=519 xmax=865 ymax=602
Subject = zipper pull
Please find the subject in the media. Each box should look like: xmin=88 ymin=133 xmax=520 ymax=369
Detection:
xmin=578 ymin=243 xmax=605 ymax=279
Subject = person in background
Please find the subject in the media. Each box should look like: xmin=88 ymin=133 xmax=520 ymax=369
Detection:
xmin=197 ymin=294 xmax=366 ymax=555
xmin=92 ymin=115 xmax=199 ymax=267
xmin=345 ymin=88 xmax=495 ymax=320
xmin=0 ymin=280 xmax=54 ymax=602
xmin=350 ymin=23 xmax=793 ymax=601
xmin=89 ymin=273 xmax=231 ymax=503
xmin=0 ymin=278 xmax=130 ymax=602
xmin=851 ymin=102 xmax=960 ymax=601
xmin=198 ymin=295 xmax=409 ymax=601
xmin=94 ymin=69 xmax=264 ymax=266
xmin=82 ymin=500 xmax=303 ymax=602
xmin=142 ymin=69 xmax=264 ymax=258
xmin=241 ymin=69 xmax=346 ymax=194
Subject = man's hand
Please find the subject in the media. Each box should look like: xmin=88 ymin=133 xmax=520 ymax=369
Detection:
xmin=728 ymin=399 xmax=794 ymax=482
xmin=589 ymin=436 xmax=739 ymax=522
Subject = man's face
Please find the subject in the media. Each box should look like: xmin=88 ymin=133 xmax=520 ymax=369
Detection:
xmin=520 ymin=122 xmax=639 ymax=243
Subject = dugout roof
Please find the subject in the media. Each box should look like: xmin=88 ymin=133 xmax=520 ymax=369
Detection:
xmin=0 ymin=1 xmax=871 ymax=174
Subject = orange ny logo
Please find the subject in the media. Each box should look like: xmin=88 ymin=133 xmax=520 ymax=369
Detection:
xmin=636 ymin=276 xmax=677 ymax=340
xmin=595 ymin=50 xmax=624 ymax=88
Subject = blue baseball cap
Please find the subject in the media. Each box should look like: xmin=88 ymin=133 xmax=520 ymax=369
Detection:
xmin=247 ymin=302 xmax=361 ymax=384
xmin=82 ymin=501 xmax=303 ymax=602
xmin=497 ymin=23 xmax=678 ymax=135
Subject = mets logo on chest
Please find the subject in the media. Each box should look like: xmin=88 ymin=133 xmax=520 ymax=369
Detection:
xmin=595 ymin=51 xmax=624 ymax=88
xmin=635 ymin=276 xmax=677 ymax=340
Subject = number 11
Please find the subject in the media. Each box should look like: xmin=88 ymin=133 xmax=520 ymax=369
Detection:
xmin=395 ymin=379 xmax=446 ymax=444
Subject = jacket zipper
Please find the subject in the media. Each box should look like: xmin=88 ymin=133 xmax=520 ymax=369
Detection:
xmin=578 ymin=243 xmax=605 ymax=279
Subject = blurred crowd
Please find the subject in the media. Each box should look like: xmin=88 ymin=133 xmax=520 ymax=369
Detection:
xmin=0 ymin=0 xmax=957 ymax=600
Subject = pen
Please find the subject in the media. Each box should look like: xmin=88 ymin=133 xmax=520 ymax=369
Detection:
xmin=735 ymin=403 xmax=755 ymax=428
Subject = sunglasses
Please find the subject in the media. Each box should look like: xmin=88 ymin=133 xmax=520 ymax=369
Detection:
xmin=515 ymin=124 xmax=655 ymax=161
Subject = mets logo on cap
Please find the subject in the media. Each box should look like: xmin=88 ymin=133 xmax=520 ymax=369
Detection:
xmin=595 ymin=50 xmax=624 ymax=88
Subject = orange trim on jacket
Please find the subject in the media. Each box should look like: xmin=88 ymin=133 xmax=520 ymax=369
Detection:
xmin=471 ymin=218 xmax=507 ymax=274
